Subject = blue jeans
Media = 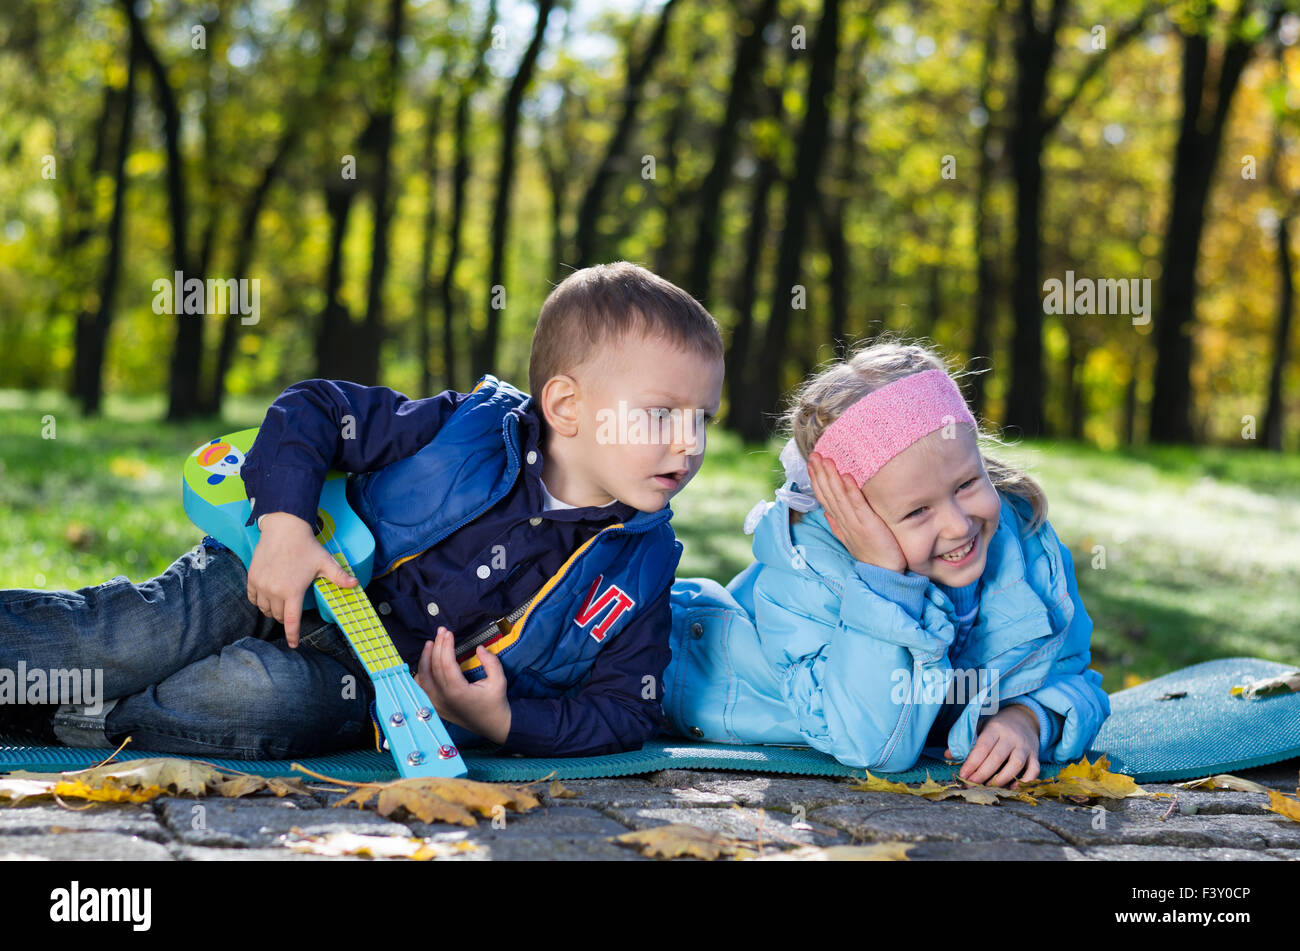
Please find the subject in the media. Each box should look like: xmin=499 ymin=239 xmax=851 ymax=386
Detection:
xmin=0 ymin=540 xmax=380 ymax=759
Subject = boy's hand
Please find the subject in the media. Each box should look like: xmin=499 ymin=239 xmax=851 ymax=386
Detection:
xmin=807 ymin=452 xmax=907 ymax=572
xmin=247 ymin=511 xmax=359 ymax=648
xmin=415 ymin=627 xmax=512 ymax=744
xmin=944 ymin=704 xmax=1040 ymax=788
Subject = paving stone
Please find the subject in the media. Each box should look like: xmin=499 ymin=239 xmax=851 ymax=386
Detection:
xmin=1001 ymin=796 xmax=1300 ymax=850
xmin=1265 ymin=848 xmax=1300 ymax=860
xmin=648 ymin=770 xmax=892 ymax=812
xmin=0 ymin=804 xmax=168 ymax=842
xmin=605 ymin=804 xmax=845 ymax=848
xmin=811 ymin=800 xmax=1066 ymax=845
xmin=1137 ymin=785 xmax=1277 ymax=816
xmin=1077 ymin=844 xmax=1286 ymax=861
xmin=469 ymin=835 xmax=648 ymax=861
xmin=156 ymin=798 xmax=411 ymax=848
xmin=406 ymin=804 xmax=630 ymax=839
xmin=884 ymin=840 xmax=1084 ymax=861
xmin=0 ymin=832 xmax=173 ymax=861
xmin=534 ymin=776 xmax=739 ymax=809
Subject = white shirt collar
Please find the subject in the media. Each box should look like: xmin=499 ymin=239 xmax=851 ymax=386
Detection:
xmin=539 ymin=477 xmax=619 ymax=511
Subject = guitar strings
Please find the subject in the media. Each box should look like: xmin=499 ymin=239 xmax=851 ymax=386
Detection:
xmin=313 ymin=523 xmax=447 ymax=750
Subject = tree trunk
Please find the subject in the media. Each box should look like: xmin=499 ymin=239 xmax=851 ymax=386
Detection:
xmin=417 ymin=93 xmax=442 ymax=397
xmin=439 ymin=1 xmax=498 ymax=392
xmin=571 ymin=0 xmax=681 ymax=267
xmin=122 ymin=0 xmax=201 ymax=422
xmin=685 ymin=0 xmax=780 ymax=304
xmin=1150 ymin=2 xmax=1274 ymax=443
xmin=476 ymin=0 xmax=556 ymax=380
xmin=968 ymin=0 xmax=1005 ymax=422
xmin=72 ymin=34 xmax=136 ymax=416
xmin=750 ymin=0 xmax=840 ymax=443
xmin=355 ymin=0 xmax=407 ymax=387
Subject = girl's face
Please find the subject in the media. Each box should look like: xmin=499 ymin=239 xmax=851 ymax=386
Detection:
xmin=861 ymin=427 xmax=1001 ymax=587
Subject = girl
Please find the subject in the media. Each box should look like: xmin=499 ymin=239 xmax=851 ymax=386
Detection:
xmin=662 ymin=340 xmax=1110 ymax=788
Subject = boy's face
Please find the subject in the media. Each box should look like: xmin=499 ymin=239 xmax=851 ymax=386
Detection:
xmin=539 ymin=328 xmax=724 ymax=513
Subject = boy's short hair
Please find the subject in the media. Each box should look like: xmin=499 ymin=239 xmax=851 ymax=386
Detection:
xmin=528 ymin=262 xmax=724 ymax=396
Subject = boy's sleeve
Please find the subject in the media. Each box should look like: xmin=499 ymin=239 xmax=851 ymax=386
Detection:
xmin=752 ymin=563 xmax=957 ymax=771
xmin=240 ymin=379 xmax=469 ymax=529
xmin=1005 ymin=543 xmax=1110 ymax=762
xmin=495 ymin=585 xmax=673 ymax=757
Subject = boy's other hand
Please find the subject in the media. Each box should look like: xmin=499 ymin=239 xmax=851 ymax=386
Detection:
xmin=415 ymin=627 xmax=512 ymax=744
xmin=247 ymin=511 xmax=359 ymax=648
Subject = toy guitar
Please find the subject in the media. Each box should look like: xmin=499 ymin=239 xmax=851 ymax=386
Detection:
xmin=181 ymin=428 xmax=467 ymax=778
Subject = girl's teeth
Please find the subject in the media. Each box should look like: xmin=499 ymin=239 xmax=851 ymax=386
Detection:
xmin=940 ymin=538 xmax=974 ymax=561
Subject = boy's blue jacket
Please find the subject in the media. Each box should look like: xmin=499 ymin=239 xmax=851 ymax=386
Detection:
xmin=662 ymin=489 xmax=1110 ymax=771
xmin=240 ymin=374 xmax=682 ymax=756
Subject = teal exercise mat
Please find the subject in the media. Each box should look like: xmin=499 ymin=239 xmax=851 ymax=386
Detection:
xmin=0 ymin=737 xmax=988 ymax=784
xmin=1 ymin=657 xmax=1294 ymax=784
xmin=1089 ymin=656 xmax=1300 ymax=782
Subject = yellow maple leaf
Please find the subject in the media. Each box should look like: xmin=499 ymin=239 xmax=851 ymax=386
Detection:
xmin=613 ymin=823 xmax=758 ymax=860
xmin=1264 ymin=791 xmax=1300 ymax=823
xmin=52 ymin=779 xmax=167 ymax=803
xmin=334 ymin=776 xmax=541 ymax=827
xmin=1018 ymin=754 xmax=1150 ymax=801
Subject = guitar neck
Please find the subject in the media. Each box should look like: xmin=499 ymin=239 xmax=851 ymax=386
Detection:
xmin=313 ymin=576 xmax=407 ymax=675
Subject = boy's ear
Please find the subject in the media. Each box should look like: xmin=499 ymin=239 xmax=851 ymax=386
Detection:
xmin=539 ymin=374 xmax=581 ymax=437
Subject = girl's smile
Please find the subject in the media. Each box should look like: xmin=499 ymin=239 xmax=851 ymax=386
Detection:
xmin=862 ymin=427 xmax=1001 ymax=584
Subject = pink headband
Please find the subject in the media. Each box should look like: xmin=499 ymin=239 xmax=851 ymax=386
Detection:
xmin=811 ymin=368 xmax=976 ymax=488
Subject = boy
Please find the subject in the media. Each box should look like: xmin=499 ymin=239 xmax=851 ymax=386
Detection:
xmin=0 ymin=262 xmax=724 ymax=759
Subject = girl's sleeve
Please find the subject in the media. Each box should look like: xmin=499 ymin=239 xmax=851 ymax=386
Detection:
xmin=750 ymin=563 xmax=958 ymax=771
xmin=1007 ymin=544 xmax=1111 ymax=762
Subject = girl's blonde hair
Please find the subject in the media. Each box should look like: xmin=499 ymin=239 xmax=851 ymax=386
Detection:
xmin=779 ymin=336 xmax=1048 ymax=534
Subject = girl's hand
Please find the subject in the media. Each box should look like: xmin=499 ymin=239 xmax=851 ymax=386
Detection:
xmin=945 ymin=704 xmax=1041 ymax=788
xmin=807 ymin=451 xmax=907 ymax=573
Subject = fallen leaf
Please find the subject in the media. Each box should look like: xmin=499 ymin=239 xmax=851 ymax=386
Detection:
xmin=1230 ymin=671 xmax=1300 ymax=700
xmin=1264 ymin=791 xmax=1300 ymax=823
xmin=282 ymin=830 xmax=477 ymax=860
xmin=1017 ymin=754 xmax=1152 ymax=801
xmin=1175 ymin=774 xmax=1271 ymax=795
xmin=847 ymin=770 xmax=1034 ymax=805
xmin=334 ymin=776 xmax=541 ymax=827
xmin=847 ymin=770 xmax=956 ymax=797
xmin=755 ymin=842 xmax=913 ymax=861
xmin=0 ymin=777 xmax=58 ymax=806
xmin=613 ymin=824 xmax=758 ymax=860
xmin=547 ymin=780 xmax=578 ymax=799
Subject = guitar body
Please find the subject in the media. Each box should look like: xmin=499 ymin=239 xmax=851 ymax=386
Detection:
xmin=182 ymin=428 xmax=467 ymax=778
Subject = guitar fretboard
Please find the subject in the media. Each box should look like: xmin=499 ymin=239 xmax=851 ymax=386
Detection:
xmin=314 ymin=575 xmax=406 ymax=675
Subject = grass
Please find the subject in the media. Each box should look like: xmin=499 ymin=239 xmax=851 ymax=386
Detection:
xmin=2 ymin=387 xmax=1297 ymax=693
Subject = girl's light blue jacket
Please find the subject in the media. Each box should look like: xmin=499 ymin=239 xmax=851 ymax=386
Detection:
xmin=662 ymin=489 xmax=1110 ymax=771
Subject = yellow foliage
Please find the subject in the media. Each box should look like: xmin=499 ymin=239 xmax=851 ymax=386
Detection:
xmin=613 ymin=823 xmax=758 ymax=860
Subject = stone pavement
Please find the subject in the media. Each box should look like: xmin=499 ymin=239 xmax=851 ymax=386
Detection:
xmin=1 ymin=759 xmax=1297 ymax=861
